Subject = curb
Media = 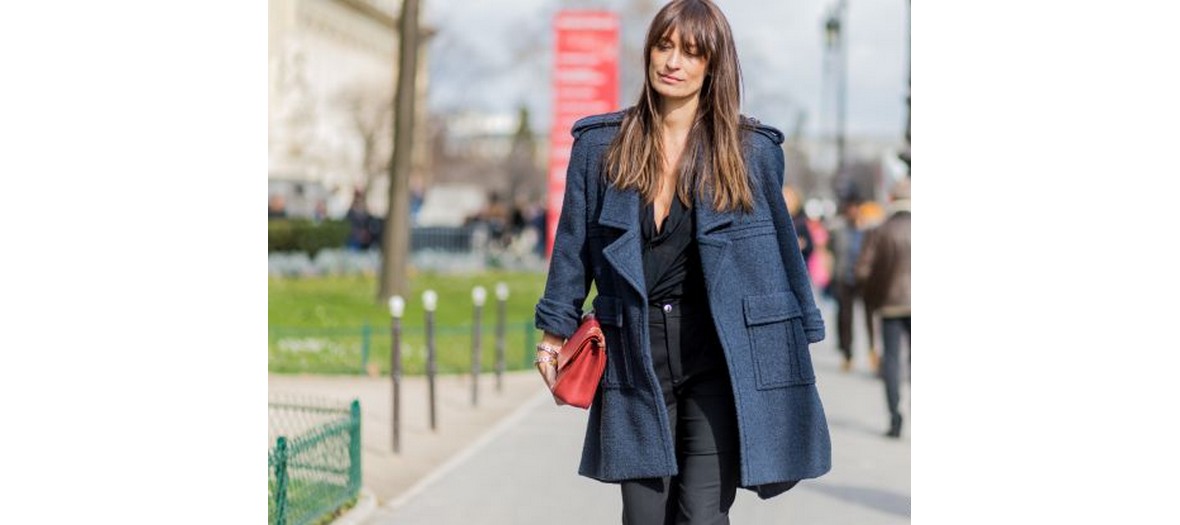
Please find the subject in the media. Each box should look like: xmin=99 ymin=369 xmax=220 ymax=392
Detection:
xmin=330 ymin=487 xmax=377 ymax=525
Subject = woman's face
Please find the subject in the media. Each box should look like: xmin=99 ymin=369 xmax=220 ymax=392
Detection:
xmin=648 ymin=28 xmax=709 ymax=103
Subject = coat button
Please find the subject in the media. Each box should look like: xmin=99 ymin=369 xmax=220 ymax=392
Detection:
xmin=663 ymin=304 xmax=672 ymax=313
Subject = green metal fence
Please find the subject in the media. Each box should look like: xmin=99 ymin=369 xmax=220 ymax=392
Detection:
xmin=268 ymin=397 xmax=362 ymax=525
xmin=268 ymin=321 xmax=538 ymax=375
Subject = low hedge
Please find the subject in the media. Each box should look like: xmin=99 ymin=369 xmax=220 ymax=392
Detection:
xmin=269 ymin=219 xmax=351 ymax=256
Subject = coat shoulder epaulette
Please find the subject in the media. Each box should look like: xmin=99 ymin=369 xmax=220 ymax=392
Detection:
xmin=740 ymin=115 xmax=785 ymax=146
xmin=571 ymin=109 xmax=628 ymax=139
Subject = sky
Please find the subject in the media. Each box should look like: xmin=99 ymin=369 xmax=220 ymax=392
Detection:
xmin=423 ymin=0 xmax=909 ymax=141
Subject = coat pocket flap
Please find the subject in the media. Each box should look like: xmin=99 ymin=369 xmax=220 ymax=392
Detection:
xmin=743 ymin=291 xmax=802 ymax=326
xmin=591 ymin=295 xmax=624 ymax=326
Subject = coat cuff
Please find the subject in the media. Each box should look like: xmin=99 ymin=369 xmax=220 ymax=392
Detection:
xmin=804 ymin=316 xmax=826 ymax=344
xmin=534 ymin=297 xmax=580 ymax=340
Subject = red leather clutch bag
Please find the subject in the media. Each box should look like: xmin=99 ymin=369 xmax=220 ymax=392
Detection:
xmin=551 ymin=312 xmax=607 ymax=409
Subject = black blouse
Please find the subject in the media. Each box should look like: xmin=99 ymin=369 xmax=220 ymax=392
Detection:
xmin=640 ymin=193 xmax=708 ymax=305
xmin=640 ymin=191 xmax=727 ymax=389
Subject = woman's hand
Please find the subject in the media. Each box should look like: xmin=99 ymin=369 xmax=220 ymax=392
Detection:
xmin=535 ymin=332 xmax=565 ymax=404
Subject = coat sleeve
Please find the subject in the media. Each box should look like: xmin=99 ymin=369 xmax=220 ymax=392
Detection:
xmin=533 ymin=136 xmax=595 ymax=340
xmin=854 ymin=226 xmax=878 ymax=287
xmin=855 ymin=225 xmax=885 ymax=309
xmin=756 ymin=141 xmax=826 ymax=343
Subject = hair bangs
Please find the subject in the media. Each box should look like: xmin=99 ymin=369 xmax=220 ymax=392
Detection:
xmin=648 ymin=1 xmax=720 ymax=63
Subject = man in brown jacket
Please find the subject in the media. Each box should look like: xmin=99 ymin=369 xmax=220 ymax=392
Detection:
xmin=856 ymin=177 xmax=911 ymax=438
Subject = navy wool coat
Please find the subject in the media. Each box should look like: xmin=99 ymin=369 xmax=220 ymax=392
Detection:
xmin=534 ymin=110 xmax=831 ymax=499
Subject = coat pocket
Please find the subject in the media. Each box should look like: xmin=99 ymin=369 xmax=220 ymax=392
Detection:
xmin=743 ymin=291 xmax=816 ymax=389
xmin=591 ymin=294 xmax=632 ymax=388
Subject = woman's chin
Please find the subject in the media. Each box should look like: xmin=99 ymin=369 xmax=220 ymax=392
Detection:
xmin=654 ymin=88 xmax=701 ymax=105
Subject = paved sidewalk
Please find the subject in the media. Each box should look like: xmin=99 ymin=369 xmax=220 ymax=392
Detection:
xmin=361 ymin=298 xmax=911 ymax=524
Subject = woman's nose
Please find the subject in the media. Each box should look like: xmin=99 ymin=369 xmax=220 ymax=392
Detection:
xmin=665 ymin=50 xmax=681 ymax=69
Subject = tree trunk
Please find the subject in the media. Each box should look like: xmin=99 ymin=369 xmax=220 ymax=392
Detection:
xmin=379 ymin=0 xmax=421 ymax=303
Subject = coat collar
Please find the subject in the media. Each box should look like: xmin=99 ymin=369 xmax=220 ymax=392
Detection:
xmin=596 ymin=181 xmax=735 ymax=235
xmin=597 ymin=180 xmax=736 ymax=301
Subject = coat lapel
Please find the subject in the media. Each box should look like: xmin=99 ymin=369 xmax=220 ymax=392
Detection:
xmin=695 ymin=185 xmax=735 ymax=295
xmin=596 ymin=178 xmax=740 ymax=302
xmin=598 ymin=183 xmax=647 ymax=301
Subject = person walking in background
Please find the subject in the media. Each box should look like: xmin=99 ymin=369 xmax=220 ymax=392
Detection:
xmin=803 ymin=199 xmax=832 ymax=294
xmin=533 ymin=1 xmax=831 ymax=522
xmin=268 ymin=194 xmax=287 ymax=219
xmin=782 ymin=186 xmax=814 ymax=264
xmin=344 ymin=189 xmax=373 ymax=250
xmin=828 ymin=191 xmax=878 ymax=372
xmin=856 ymin=177 xmax=911 ymax=438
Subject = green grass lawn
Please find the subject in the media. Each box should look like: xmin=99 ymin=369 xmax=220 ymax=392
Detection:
xmin=268 ymin=476 xmax=356 ymax=525
xmin=269 ymin=271 xmax=586 ymax=375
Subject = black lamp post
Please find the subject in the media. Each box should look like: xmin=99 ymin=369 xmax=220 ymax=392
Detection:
xmin=902 ymin=0 xmax=911 ymax=177
xmin=824 ymin=1 xmax=848 ymax=193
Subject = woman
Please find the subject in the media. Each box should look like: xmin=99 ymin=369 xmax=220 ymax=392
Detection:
xmin=533 ymin=1 xmax=830 ymax=522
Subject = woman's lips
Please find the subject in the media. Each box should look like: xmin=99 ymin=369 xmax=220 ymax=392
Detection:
xmin=658 ymin=73 xmax=681 ymax=83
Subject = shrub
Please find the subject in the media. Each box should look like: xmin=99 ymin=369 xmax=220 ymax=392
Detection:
xmin=269 ymin=219 xmax=351 ymax=256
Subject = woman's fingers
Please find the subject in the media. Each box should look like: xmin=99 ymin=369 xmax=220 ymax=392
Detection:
xmin=535 ymin=360 xmax=558 ymax=389
xmin=543 ymin=363 xmax=557 ymax=388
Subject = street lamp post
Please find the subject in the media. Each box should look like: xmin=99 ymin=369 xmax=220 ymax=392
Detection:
xmin=902 ymin=0 xmax=911 ymax=176
xmin=824 ymin=0 xmax=848 ymax=193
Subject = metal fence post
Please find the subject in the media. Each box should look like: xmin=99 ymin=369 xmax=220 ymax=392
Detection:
xmin=360 ymin=323 xmax=372 ymax=374
xmin=274 ymin=436 xmax=289 ymax=525
xmin=423 ymin=290 xmax=438 ymax=431
xmin=494 ymin=283 xmax=508 ymax=393
xmin=388 ymin=296 xmax=404 ymax=454
xmin=348 ymin=400 xmax=362 ymax=495
xmin=471 ymin=286 xmax=486 ymax=407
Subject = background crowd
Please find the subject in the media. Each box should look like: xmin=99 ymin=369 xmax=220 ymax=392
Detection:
xmin=786 ymin=175 xmax=912 ymax=437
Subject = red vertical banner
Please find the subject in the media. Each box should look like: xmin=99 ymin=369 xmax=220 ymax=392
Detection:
xmin=546 ymin=10 xmax=620 ymax=260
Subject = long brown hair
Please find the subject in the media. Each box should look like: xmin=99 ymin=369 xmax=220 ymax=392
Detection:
xmin=604 ymin=0 xmax=753 ymax=212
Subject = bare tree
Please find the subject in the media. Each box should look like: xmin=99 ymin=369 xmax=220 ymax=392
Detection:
xmin=337 ymin=85 xmax=393 ymax=199
xmin=504 ymin=106 xmax=541 ymax=202
xmin=785 ymin=109 xmax=822 ymax=201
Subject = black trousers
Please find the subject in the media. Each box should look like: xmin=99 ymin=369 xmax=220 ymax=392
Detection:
xmin=881 ymin=316 xmax=912 ymax=422
xmin=835 ymin=280 xmax=876 ymax=361
xmin=621 ymin=301 xmax=740 ymax=525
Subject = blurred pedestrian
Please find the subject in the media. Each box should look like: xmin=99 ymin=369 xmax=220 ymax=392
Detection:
xmin=345 ymin=189 xmax=372 ymax=250
xmin=782 ymin=186 xmax=814 ymax=263
xmin=527 ymin=199 xmax=547 ymax=258
xmin=828 ymin=191 xmax=879 ymax=372
xmin=268 ymin=194 xmax=287 ymax=219
xmin=313 ymin=198 xmax=328 ymax=223
xmin=803 ymin=199 xmax=832 ymax=293
xmin=467 ymin=191 xmax=512 ymax=249
xmin=856 ymin=177 xmax=911 ymax=438
xmin=533 ymin=1 xmax=830 ymax=522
